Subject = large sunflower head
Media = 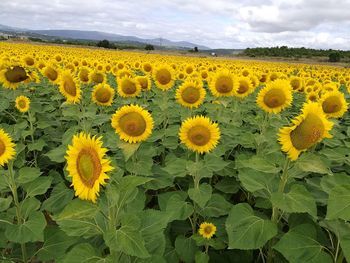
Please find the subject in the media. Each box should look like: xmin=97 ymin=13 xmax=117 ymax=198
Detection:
xmin=89 ymin=70 xmax=105 ymax=84
xmin=319 ymin=90 xmax=348 ymax=118
xmin=42 ymin=64 xmax=60 ymax=83
xmin=111 ymin=104 xmax=154 ymax=143
xmin=22 ymin=56 xmax=35 ymax=67
xmin=136 ymin=75 xmax=152 ymax=91
xmin=209 ymin=71 xmax=236 ymax=97
xmin=15 ymin=95 xmax=30 ymax=113
xmin=179 ymin=116 xmax=220 ymax=154
xmin=59 ymin=70 xmax=81 ymax=104
xmin=142 ymin=62 xmax=152 ymax=74
xmin=290 ymin=76 xmax=303 ymax=92
xmin=0 ymin=65 xmax=30 ymax=89
xmin=235 ymin=77 xmax=254 ymax=98
xmin=0 ymin=129 xmax=16 ymax=166
xmin=117 ymin=76 xmax=141 ymax=97
xmin=92 ymin=83 xmax=115 ymax=106
xmin=278 ymin=102 xmax=333 ymax=160
xmin=79 ymin=67 xmax=90 ymax=83
xmin=175 ymin=81 xmax=206 ymax=109
xmin=65 ymin=132 xmax=113 ymax=203
xmin=256 ymin=79 xmax=293 ymax=114
xmin=153 ymin=65 xmax=175 ymax=91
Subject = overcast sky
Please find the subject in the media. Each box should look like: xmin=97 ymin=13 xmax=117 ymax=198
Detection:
xmin=1 ymin=0 xmax=350 ymax=49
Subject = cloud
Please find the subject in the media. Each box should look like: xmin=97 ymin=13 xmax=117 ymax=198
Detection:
xmin=0 ymin=0 xmax=349 ymax=49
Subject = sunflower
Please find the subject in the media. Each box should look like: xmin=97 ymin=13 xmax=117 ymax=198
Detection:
xmin=89 ymin=70 xmax=105 ymax=84
xmin=235 ymin=77 xmax=254 ymax=98
xmin=175 ymin=81 xmax=206 ymax=109
xmin=15 ymin=95 xmax=30 ymax=113
xmin=92 ymin=83 xmax=115 ymax=106
xmin=199 ymin=222 xmax=217 ymax=239
xmin=59 ymin=70 xmax=81 ymax=104
xmin=136 ymin=75 xmax=151 ymax=91
xmin=306 ymin=91 xmax=319 ymax=102
xmin=179 ymin=116 xmax=220 ymax=154
xmin=111 ymin=104 xmax=154 ymax=143
xmin=209 ymin=71 xmax=236 ymax=97
xmin=153 ymin=65 xmax=175 ymax=91
xmin=42 ymin=64 xmax=60 ymax=83
xmin=22 ymin=56 xmax=35 ymax=67
xmin=319 ymin=90 xmax=348 ymax=118
xmin=256 ymin=79 xmax=293 ymax=114
xmin=78 ymin=67 xmax=90 ymax=83
xmin=65 ymin=132 xmax=113 ymax=203
xmin=142 ymin=62 xmax=152 ymax=74
xmin=290 ymin=76 xmax=303 ymax=92
xmin=279 ymin=102 xmax=333 ymax=160
xmin=0 ymin=129 xmax=16 ymax=166
xmin=117 ymin=76 xmax=141 ymax=97
xmin=0 ymin=65 xmax=30 ymax=89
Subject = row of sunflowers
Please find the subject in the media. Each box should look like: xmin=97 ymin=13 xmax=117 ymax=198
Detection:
xmin=0 ymin=42 xmax=350 ymax=263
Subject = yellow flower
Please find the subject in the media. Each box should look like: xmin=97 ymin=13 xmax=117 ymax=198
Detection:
xmin=89 ymin=70 xmax=105 ymax=84
xmin=235 ymin=77 xmax=254 ymax=98
xmin=0 ymin=65 xmax=30 ymax=89
xmin=256 ymin=79 xmax=293 ymax=114
xmin=92 ymin=83 xmax=115 ymax=106
xmin=59 ymin=70 xmax=81 ymax=104
xmin=0 ymin=128 xmax=16 ymax=166
xmin=153 ymin=65 xmax=175 ymax=91
xmin=42 ymin=64 xmax=60 ymax=83
xmin=209 ymin=71 xmax=236 ymax=97
xmin=136 ymin=75 xmax=152 ymax=91
xmin=278 ymin=102 xmax=333 ymax=160
xmin=111 ymin=104 xmax=154 ymax=143
xmin=199 ymin=222 xmax=217 ymax=239
xmin=179 ymin=116 xmax=220 ymax=154
xmin=78 ymin=67 xmax=90 ymax=83
xmin=15 ymin=95 xmax=30 ymax=112
xmin=319 ymin=90 xmax=348 ymax=118
xmin=65 ymin=132 xmax=113 ymax=203
xmin=117 ymin=76 xmax=141 ymax=97
xmin=175 ymin=80 xmax=206 ymax=109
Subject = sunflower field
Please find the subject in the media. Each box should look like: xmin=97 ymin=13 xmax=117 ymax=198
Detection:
xmin=1 ymin=42 xmax=350 ymax=263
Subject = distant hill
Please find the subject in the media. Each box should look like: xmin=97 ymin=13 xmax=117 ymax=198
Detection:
xmin=0 ymin=24 xmax=209 ymax=50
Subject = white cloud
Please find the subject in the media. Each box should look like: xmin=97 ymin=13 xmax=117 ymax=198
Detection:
xmin=0 ymin=0 xmax=349 ymax=49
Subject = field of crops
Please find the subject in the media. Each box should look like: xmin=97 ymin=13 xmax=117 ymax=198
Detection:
xmin=1 ymin=42 xmax=350 ymax=263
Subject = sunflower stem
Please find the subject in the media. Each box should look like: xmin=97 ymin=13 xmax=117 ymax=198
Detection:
xmin=267 ymin=157 xmax=291 ymax=263
xmin=27 ymin=110 xmax=37 ymax=167
xmin=7 ymin=162 xmax=27 ymax=263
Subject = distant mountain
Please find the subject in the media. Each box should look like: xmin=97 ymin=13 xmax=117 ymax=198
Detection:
xmin=0 ymin=24 xmax=209 ymax=50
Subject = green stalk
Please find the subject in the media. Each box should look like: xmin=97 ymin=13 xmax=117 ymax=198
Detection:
xmin=267 ymin=157 xmax=291 ymax=263
xmin=8 ymin=162 xmax=27 ymax=263
xmin=27 ymin=110 xmax=37 ymax=167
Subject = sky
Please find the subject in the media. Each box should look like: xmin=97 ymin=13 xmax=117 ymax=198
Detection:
xmin=1 ymin=0 xmax=350 ymax=49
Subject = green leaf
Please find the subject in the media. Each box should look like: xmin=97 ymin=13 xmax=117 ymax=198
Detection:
xmin=165 ymin=193 xmax=194 ymax=221
xmin=37 ymin=226 xmax=77 ymax=261
xmin=0 ymin=196 xmax=12 ymax=212
xmin=17 ymin=167 xmax=42 ymax=184
xmin=188 ymin=183 xmax=212 ymax=208
xmin=214 ymin=177 xmax=240 ymax=194
xmin=42 ymin=182 xmax=74 ymax=214
xmin=23 ymin=176 xmax=53 ymax=197
xmin=238 ymin=168 xmax=278 ymax=194
xmin=274 ymin=224 xmax=333 ymax=263
xmin=54 ymin=199 xmax=100 ymax=237
xmin=28 ymin=138 xmax=47 ymax=151
xmin=198 ymin=194 xmax=232 ymax=217
xmin=320 ymin=173 xmax=350 ymax=194
xmin=236 ymin=155 xmax=280 ymax=173
xmin=5 ymin=211 xmax=46 ymax=243
xmin=296 ymin=153 xmax=331 ymax=175
xmin=117 ymin=140 xmax=140 ymax=161
xmin=226 ymin=203 xmax=277 ymax=249
xmin=204 ymin=154 xmax=229 ymax=172
xmin=61 ymin=243 xmax=100 ymax=263
xmin=45 ymin=145 xmax=66 ymax=163
xmin=105 ymin=221 xmax=150 ymax=259
xmin=195 ymin=251 xmax=209 ymax=263
xmin=175 ymin=236 xmax=198 ymax=263
xmin=20 ymin=197 xmax=41 ymax=219
xmin=162 ymin=156 xmax=188 ymax=177
xmin=326 ymin=184 xmax=350 ymax=220
xmin=270 ymin=184 xmax=317 ymax=217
